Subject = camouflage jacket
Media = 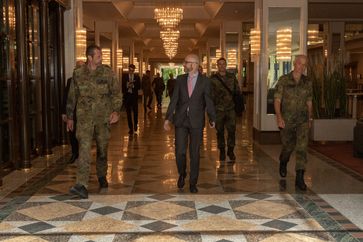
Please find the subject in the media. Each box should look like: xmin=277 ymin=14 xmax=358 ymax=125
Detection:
xmin=274 ymin=72 xmax=312 ymax=124
xmin=66 ymin=64 xmax=122 ymax=123
xmin=210 ymin=72 xmax=240 ymax=111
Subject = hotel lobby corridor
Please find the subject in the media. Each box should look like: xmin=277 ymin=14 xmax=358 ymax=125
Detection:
xmin=0 ymin=97 xmax=362 ymax=242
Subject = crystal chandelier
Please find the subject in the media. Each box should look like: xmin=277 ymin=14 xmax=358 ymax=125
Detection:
xmin=154 ymin=4 xmax=183 ymax=59
xmin=154 ymin=7 xmax=183 ymax=29
xmin=160 ymin=29 xmax=180 ymax=42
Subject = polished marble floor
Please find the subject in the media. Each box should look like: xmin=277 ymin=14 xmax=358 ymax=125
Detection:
xmin=0 ymin=97 xmax=362 ymax=241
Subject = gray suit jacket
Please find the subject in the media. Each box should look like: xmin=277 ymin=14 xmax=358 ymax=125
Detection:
xmin=165 ymin=73 xmax=216 ymax=129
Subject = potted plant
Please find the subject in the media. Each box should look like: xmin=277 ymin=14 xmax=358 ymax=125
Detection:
xmin=308 ymin=54 xmax=356 ymax=141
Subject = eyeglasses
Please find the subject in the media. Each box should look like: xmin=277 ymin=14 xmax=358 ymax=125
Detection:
xmin=184 ymin=61 xmax=197 ymax=65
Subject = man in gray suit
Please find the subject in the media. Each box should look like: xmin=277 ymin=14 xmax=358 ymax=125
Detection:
xmin=164 ymin=54 xmax=216 ymax=193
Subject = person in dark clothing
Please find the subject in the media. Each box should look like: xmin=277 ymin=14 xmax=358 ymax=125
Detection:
xmin=122 ymin=64 xmax=141 ymax=134
xmin=142 ymin=70 xmax=153 ymax=113
xmin=164 ymin=54 xmax=216 ymax=193
xmin=62 ymin=61 xmax=84 ymax=163
xmin=152 ymin=73 xmax=165 ymax=108
xmin=166 ymin=73 xmax=176 ymax=99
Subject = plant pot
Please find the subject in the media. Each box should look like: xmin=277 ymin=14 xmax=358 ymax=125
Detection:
xmin=311 ymin=119 xmax=356 ymax=141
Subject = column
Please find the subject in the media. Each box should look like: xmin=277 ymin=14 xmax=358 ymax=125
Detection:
xmin=206 ymin=42 xmax=210 ymax=76
xmin=112 ymin=21 xmax=119 ymax=73
xmin=56 ymin=4 xmax=67 ymax=145
xmin=39 ymin=0 xmax=52 ymax=155
xmin=220 ymin=23 xmax=225 ymax=58
xmin=140 ymin=49 xmax=144 ymax=75
xmin=16 ymin=0 xmax=31 ymax=168
xmin=130 ymin=41 xmax=135 ymax=65
xmin=64 ymin=0 xmax=76 ymax=79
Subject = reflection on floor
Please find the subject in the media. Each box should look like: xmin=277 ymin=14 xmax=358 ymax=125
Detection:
xmin=0 ymin=99 xmax=362 ymax=241
xmin=310 ymin=142 xmax=363 ymax=176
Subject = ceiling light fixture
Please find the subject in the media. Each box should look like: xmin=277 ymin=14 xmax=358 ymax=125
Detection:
xmin=154 ymin=7 xmax=183 ymax=30
xmin=154 ymin=3 xmax=183 ymax=59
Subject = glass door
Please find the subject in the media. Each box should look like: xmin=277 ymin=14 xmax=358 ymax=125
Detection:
xmin=27 ymin=1 xmax=42 ymax=157
xmin=0 ymin=0 xmax=16 ymax=170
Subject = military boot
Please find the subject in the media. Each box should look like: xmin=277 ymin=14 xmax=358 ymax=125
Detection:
xmin=279 ymin=160 xmax=288 ymax=177
xmin=98 ymin=176 xmax=109 ymax=188
xmin=227 ymin=147 xmax=236 ymax=160
xmin=219 ymin=148 xmax=226 ymax=161
xmin=295 ymin=170 xmax=307 ymax=191
xmin=69 ymin=184 xmax=88 ymax=199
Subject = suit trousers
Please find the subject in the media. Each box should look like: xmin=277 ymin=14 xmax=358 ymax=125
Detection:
xmin=143 ymin=94 xmax=153 ymax=112
xmin=125 ymin=96 xmax=138 ymax=131
xmin=175 ymin=120 xmax=203 ymax=185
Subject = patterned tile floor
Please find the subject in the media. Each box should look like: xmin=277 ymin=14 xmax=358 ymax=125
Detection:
xmin=0 ymin=98 xmax=362 ymax=241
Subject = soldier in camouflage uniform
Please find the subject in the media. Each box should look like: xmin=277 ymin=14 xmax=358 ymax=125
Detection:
xmin=274 ymin=55 xmax=313 ymax=191
xmin=66 ymin=45 xmax=122 ymax=199
xmin=211 ymin=57 xmax=240 ymax=161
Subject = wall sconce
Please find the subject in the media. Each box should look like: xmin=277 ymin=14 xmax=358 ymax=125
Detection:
xmin=226 ymin=49 xmax=237 ymax=69
xmin=250 ymin=28 xmax=261 ymax=56
xmin=76 ymin=28 xmax=87 ymax=62
xmin=3 ymin=4 xmax=16 ymax=30
xmin=133 ymin=57 xmax=139 ymax=73
xmin=122 ymin=57 xmax=129 ymax=72
xmin=117 ymin=49 xmax=123 ymax=69
xmin=102 ymin=48 xmax=111 ymax=66
xmin=202 ymin=56 xmax=207 ymax=70
xmin=210 ymin=49 xmax=221 ymax=72
xmin=276 ymin=27 xmax=292 ymax=61
xmin=142 ymin=62 xmax=146 ymax=73
xmin=308 ymin=24 xmax=320 ymax=46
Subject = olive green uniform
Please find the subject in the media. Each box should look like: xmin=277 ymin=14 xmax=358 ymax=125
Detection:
xmin=66 ymin=64 xmax=122 ymax=187
xmin=211 ymin=72 xmax=240 ymax=150
xmin=274 ymin=72 xmax=312 ymax=171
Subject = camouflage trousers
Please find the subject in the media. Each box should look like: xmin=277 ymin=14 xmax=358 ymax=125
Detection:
xmin=76 ymin=120 xmax=110 ymax=187
xmin=215 ymin=109 xmax=236 ymax=149
xmin=279 ymin=122 xmax=309 ymax=171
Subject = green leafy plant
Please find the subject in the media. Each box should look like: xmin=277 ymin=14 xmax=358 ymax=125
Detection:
xmin=308 ymin=55 xmax=348 ymax=119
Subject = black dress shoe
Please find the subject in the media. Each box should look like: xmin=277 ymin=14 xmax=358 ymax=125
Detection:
xmin=279 ymin=160 xmax=287 ymax=177
xmin=227 ymin=148 xmax=236 ymax=160
xmin=69 ymin=184 xmax=88 ymax=199
xmin=189 ymin=184 xmax=198 ymax=193
xmin=98 ymin=176 xmax=108 ymax=188
xmin=177 ymin=174 xmax=185 ymax=189
xmin=68 ymin=154 xmax=78 ymax=164
xmin=219 ymin=148 xmax=226 ymax=161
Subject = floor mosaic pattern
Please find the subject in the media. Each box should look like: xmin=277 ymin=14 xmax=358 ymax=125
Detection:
xmin=0 ymin=99 xmax=362 ymax=241
xmin=0 ymin=193 xmax=328 ymax=234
